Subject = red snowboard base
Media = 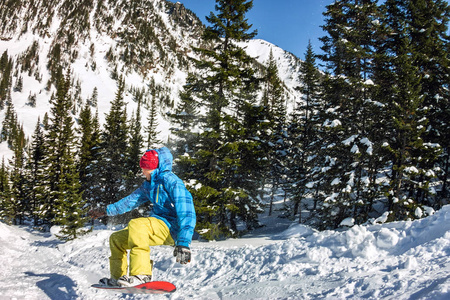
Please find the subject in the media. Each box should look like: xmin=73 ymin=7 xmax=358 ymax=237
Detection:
xmin=91 ymin=281 xmax=176 ymax=294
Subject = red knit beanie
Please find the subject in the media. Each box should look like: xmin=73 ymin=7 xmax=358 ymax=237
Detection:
xmin=140 ymin=150 xmax=159 ymax=170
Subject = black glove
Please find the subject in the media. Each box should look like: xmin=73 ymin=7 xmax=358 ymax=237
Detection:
xmin=88 ymin=207 xmax=106 ymax=219
xmin=173 ymin=246 xmax=191 ymax=264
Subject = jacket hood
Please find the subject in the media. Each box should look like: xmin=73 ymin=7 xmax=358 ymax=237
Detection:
xmin=154 ymin=147 xmax=173 ymax=175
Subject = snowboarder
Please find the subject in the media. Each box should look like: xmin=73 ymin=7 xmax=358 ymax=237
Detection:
xmin=88 ymin=147 xmax=196 ymax=287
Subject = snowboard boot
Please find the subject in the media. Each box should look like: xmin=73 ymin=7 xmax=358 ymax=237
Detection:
xmin=98 ymin=277 xmax=118 ymax=287
xmin=117 ymin=275 xmax=152 ymax=287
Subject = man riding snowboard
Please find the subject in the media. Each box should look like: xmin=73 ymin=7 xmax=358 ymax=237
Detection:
xmin=89 ymin=147 xmax=196 ymax=287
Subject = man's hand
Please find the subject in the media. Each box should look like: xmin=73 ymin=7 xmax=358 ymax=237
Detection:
xmin=173 ymin=246 xmax=191 ymax=264
xmin=88 ymin=207 xmax=106 ymax=219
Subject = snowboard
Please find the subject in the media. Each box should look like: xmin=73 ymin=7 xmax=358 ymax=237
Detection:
xmin=91 ymin=281 xmax=176 ymax=294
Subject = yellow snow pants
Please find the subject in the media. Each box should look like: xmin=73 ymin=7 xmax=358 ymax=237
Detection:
xmin=109 ymin=217 xmax=174 ymax=279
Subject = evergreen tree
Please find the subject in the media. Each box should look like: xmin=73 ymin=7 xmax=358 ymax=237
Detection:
xmin=53 ymin=163 xmax=89 ymax=241
xmin=0 ymin=158 xmax=9 ymax=199
xmin=0 ymin=157 xmax=12 ymax=223
xmin=77 ymin=102 xmax=102 ymax=207
xmin=27 ymin=119 xmax=46 ymax=225
xmin=406 ymin=0 xmax=450 ymax=207
xmin=168 ymin=78 xmax=200 ymax=180
xmin=97 ymin=76 xmax=129 ymax=208
xmin=145 ymin=90 xmax=161 ymax=149
xmin=314 ymin=0 xmax=386 ymax=228
xmin=34 ymin=69 xmax=87 ymax=236
xmin=177 ymin=0 xmax=262 ymax=238
xmin=14 ymin=76 xmax=23 ymax=92
xmin=8 ymin=124 xmax=27 ymax=225
xmin=261 ymin=48 xmax=288 ymax=217
xmin=126 ymin=104 xmax=144 ymax=193
xmin=81 ymin=109 xmax=103 ymax=210
xmin=1 ymin=103 xmax=18 ymax=146
xmin=27 ymin=92 xmax=37 ymax=107
xmin=287 ymin=41 xmax=324 ymax=221
xmin=0 ymin=50 xmax=13 ymax=109
xmin=374 ymin=0 xmax=442 ymax=220
xmin=88 ymin=87 xmax=98 ymax=107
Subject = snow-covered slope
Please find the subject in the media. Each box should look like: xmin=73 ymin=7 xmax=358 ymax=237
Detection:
xmin=240 ymin=39 xmax=303 ymax=111
xmin=1 ymin=205 xmax=448 ymax=299
xmin=0 ymin=0 xmax=304 ymax=162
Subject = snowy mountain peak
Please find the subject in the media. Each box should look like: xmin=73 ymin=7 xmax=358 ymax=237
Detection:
xmin=0 ymin=0 xmax=302 ymax=157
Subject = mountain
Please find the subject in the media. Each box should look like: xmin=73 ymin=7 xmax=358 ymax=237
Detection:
xmin=0 ymin=0 xmax=304 ymax=160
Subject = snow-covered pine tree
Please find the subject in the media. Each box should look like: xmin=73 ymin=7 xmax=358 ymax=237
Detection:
xmin=0 ymin=158 xmax=11 ymax=222
xmin=314 ymin=0 xmax=384 ymax=228
xmin=125 ymin=104 xmax=144 ymax=193
xmin=145 ymin=90 xmax=161 ymax=149
xmin=0 ymin=50 xmax=13 ymax=109
xmin=97 ymin=76 xmax=129 ymax=209
xmin=169 ymin=75 xmax=199 ymax=156
xmin=168 ymin=78 xmax=201 ymax=191
xmin=91 ymin=87 xmax=98 ymax=107
xmin=1 ymin=103 xmax=18 ymax=146
xmin=8 ymin=123 xmax=27 ymax=225
xmin=261 ymin=48 xmax=288 ymax=217
xmin=288 ymin=41 xmax=324 ymax=222
xmin=374 ymin=0 xmax=443 ymax=220
xmin=77 ymin=102 xmax=102 ymax=209
xmin=53 ymin=162 xmax=89 ymax=241
xmin=34 ymin=69 xmax=86 ymax=234
xmin=27 ymin=119 xmax=45 ymax=226
xmin=178 ymin=0 xmax=262 ymax=239
xmin=52 ymin=80 xmax=89 ymax=240
xmin=407 ymin=0 xmax=450 ymax=207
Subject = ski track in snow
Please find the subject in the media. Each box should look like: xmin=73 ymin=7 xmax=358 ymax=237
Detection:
xmin=0 ymin=206 xmax=449 ymax=299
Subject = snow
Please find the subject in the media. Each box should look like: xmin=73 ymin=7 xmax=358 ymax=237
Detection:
xmin=324 ymin=119 xmax=342 ymax=128
xmin=0 ymin=2 xmax=449 ymax=299
xmin=1 ymin=205 xmax=449 ymax=299
xmin=339 ymin=217 xmax=355 ymax=227
xmin=343 ymin=135 xmax=358 ymax=146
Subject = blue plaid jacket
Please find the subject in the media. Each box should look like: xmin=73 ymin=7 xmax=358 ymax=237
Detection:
xmin=106 ymin=147 xmax=196 ymax=247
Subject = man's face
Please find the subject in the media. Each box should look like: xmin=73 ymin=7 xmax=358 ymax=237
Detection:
xmin=142 ymin=168 xmax=154 ymax=181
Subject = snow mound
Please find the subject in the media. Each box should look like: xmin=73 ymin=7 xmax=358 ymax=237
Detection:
xmin=0 ymin=205 xmax=449 ymax=299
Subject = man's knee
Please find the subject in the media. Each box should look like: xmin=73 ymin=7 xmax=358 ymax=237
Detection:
xmin=109 ymin=228 xmax=129 ymax=252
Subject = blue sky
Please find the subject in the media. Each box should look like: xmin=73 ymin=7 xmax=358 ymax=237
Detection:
xmin=175 ymin=0 xmax=336 ymax=59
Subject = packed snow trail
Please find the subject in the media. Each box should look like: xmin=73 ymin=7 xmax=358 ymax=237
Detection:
xmin=0 ymin=206 xmax=449 ymax=299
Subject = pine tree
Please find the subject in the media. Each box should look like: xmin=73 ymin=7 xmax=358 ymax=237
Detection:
xmin=126 ymin=104 xmax=144 ymax=193
xmin=0 ymin=158 xmax=12 ymax=223
xmin=0 ymin=50 xmax=13 ymax=109
xmin=287 ymin=41 xmax=323 ymax=221
xmin=168 ymin=79 xmax=200 ymax=181
xmin=88 ymin=87 xmax=98 ymax=107
xmin=145 ymin=90 xmax=161 ymax=149
xmin=314 ymin=0 xmax=385 ymax=228
xmin=1 ymin=102 xmax=18 ymax=146
xmin=261 ymin=48 xmax=288 ymax=217
xmin=53 ymin=163 xmax=89 ymax=241
xmin=373 ymin=0 xmax=443 ymax=220
xmin=27 ymin=119 xmax=45 ymax=225
xmin=34 ymin=69 xmax=86 ymax=235
xmin=177 ymin=0 xmax=262 ymax=238
xmin=406 ymin=0 xmax=450 ymax=207
xmin=0 ymin=158 xmax=9 ymax=198
xmin=8 ymin=124 xmax=27 ymax=225
xmin=98 ymin=76 xmax=129 ymax=208
xmin=14 ymin=76 xmax=23 ymax=92
xmin=77 ymin=102 xmax=101 ymax=207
